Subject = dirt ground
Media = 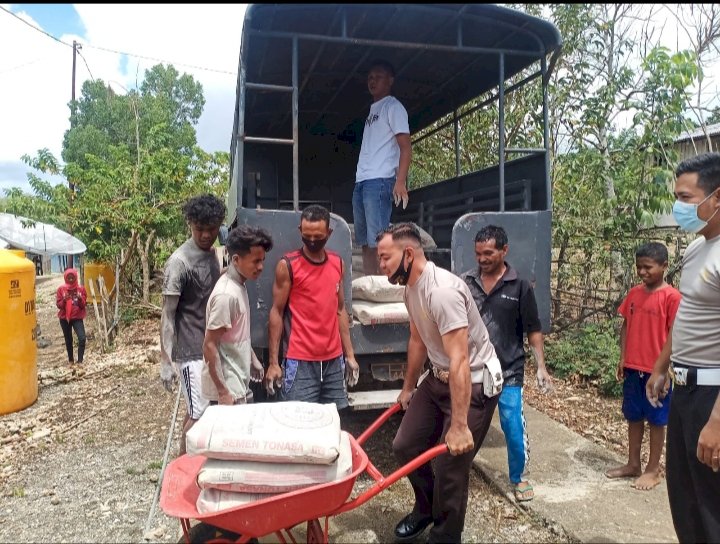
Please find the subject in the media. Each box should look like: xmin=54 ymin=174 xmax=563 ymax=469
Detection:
xmin=0 ymin=274 xmax=586 ymax=543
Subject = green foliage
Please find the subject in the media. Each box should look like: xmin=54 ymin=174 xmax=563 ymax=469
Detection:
xmin=3 ymin=63 xmax=230 ymax=304
xmin=546 ymin=321 xmax=623 ymax=397
xmin=707 ymin=106 xmax=720 ymax=125
xmin=544 ymin=6 xmax=701 ymax=328
xmin=120 ymin=304 xmax=153 ymax=326
xmin=1 ymin=150 xmax=71 ymax=231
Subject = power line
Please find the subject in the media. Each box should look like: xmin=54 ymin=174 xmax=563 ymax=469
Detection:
xmin=0 ymin=57 xmax=49 ymax=76
xmin=83 ymin=43 xmax=236 ymax=76
xmin=0 ymin=5 xmax=236 ymax=76
xmin=0 ymin=5 xmax=72 ymax=47
xmin=77 ymin=49 xmax=96 ymax=83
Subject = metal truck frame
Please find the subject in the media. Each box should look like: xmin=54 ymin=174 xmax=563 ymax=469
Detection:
xmin=227 ymin=4 xmax=562 ymax=409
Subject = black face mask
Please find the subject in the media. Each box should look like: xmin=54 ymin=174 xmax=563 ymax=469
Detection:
xmin=388 ymin=250 xmax=413 ymax=285
xmin=302 ymin=236 xmax=328 ymax=253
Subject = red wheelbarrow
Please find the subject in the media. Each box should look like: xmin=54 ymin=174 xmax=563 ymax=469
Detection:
xmin=160 ymin=403 xmax=448 ymax=543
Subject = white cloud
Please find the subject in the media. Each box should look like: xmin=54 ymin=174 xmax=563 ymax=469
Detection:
xmin=74 ymin=4 xmax=246 ymax=154
xmin=0 ymin=4 xmax=246 ymax=193
xmin=0 ymin=7 xmax=76 ymax=170
xmin=2 ymin=4 xmax=719 ymax=196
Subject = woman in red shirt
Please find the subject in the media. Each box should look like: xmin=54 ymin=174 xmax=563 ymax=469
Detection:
xmin=56 ymin=268 xmax=87 ymax=365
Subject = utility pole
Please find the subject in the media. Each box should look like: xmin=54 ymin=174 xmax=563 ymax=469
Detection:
xmin=68 ymin=40 xmax=81 ymax=269
xmin=70 ymin=40 xmax=80 ymax=190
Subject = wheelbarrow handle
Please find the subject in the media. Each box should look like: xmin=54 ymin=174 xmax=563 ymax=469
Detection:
xmin=333 ymin=442 xmax=449 ymax=515
xmin=356 ymin=402 xmax=402 ymax=446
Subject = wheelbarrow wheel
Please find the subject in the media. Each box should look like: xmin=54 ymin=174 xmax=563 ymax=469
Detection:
xmin=177 ymin=522 xmax=258 ymax=544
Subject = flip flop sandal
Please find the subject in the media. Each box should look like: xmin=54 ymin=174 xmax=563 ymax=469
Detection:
xmin=514 ymin=482 xmax=534 ymax=502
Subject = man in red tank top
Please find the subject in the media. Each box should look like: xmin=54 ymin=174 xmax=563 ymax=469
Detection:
xmin=265 ymin=205 xmax=359 ymax=409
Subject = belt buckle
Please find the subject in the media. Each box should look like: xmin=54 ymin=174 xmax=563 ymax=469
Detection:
xmin=673 ymin=367 xmax=687 ymax=386
xmin=432 ymin=366 xmax=449 ymax=384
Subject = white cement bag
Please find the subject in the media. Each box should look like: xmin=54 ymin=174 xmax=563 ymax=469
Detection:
xmin=197 ymin=431 xmax=353 ymax=493
xmin=186 ymin=402 xmax=341 ymax=464
xmin=352 ymin=300 xmax=409 ymax=325
xmin=196 ymin=488 xmax=270 ymax=514
xmin=352 ymin=275 xmax=405 ymax=303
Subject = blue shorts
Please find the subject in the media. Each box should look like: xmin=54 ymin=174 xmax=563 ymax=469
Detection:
xmin=622 ymin=368 xmax=671 ymax=426
xmin=352 ymin=177 xmax=394 ymax=247
xmin=282 ymin=356 xmax=348 ymax=410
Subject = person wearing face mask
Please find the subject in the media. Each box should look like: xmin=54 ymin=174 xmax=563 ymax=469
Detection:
xmin=264 ymin=205 xmax=360 ymax=409
xmin=646 ymin=152 xmax=720 ymax=543
xmin=202 ymin=226 xmax=273 ymax=406
xmin=56 ymin=267 xmax=87 ymax=367
xmin=376 ymin=222 xmax=501 ymax=544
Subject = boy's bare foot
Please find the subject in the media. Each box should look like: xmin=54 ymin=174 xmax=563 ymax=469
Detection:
xmin=633 ymin=471 xmax=662 ymax=490
xmin=605 ymin=464 xmax=642 ymax=479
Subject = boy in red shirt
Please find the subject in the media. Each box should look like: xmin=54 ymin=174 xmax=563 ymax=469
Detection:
xmin=605 ymin=242 xmax=681 ymax=490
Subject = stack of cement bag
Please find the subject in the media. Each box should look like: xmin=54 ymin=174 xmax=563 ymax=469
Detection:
xmin=186 ymin=402 xmax=353 ymax=513
xmin=351 ymin=275 xmax=409 ymax=325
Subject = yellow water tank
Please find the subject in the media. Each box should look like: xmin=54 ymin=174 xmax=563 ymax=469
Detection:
xmin=8 ymin=249 xmax=26 ymax=259
xmin=84 ymin=262 xmax=115 ymax=303
xmin=0 ymin=249 xmax=38 ymax=415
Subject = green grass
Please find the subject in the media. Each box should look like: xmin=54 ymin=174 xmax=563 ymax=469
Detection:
xmin=546 ymin=320 xmax=623 ymax=397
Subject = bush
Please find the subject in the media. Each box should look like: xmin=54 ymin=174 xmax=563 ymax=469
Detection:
xmin=546 ymin=320 xmax=623 ymax=397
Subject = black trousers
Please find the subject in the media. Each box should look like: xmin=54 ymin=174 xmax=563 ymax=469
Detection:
xmin=59 ymin=319 xmax=86 ymax=363
xmin=666 ymin=383 xmax=720 ymax=543
xmin=393 ymin=374 xmax=498 ymax=544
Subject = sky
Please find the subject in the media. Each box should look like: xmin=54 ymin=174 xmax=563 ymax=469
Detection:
xmin=1 ymin=4 xmax=718 ymax=197
xmin=0 ymin=3 xmax=247 ymax=194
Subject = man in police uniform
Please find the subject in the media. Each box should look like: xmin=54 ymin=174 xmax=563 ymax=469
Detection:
xmin=647 ymin=152 xmax=720 ymax=543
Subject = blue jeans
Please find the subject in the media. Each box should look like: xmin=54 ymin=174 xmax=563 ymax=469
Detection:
xmin=352 ymin=177 xmax=394 ymax=247
xmin=498 ymin=385 xmax=529 ymax=484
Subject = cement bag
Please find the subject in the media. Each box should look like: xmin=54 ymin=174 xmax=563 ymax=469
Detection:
xmin=186 ymin=402 xmax=341 ymax=464
xmin=197 ymin=431 xmax=353 ymax=493
xmin=352 ymin=275 xmax=405 ymax=303
xmin=352 ymin=300 xmax=409 ymax=325
xmin=196 ymin=488 xmax=271 ymax=514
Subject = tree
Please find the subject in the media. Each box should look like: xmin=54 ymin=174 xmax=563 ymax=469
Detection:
xmin=3 ymin=63 xmax=227 ymax=306
xmin=1 ymin=149 xmax=71 ymax=227
xmin=408 ymin=4 xmax=708 ymax=329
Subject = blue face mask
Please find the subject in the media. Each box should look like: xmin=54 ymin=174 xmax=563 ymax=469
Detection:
xmin=672 ymin=191 xmax=718 ymax=233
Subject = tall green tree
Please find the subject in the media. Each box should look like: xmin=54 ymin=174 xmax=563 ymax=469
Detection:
xmin=3 ymin=63 xmax=228 ymax=304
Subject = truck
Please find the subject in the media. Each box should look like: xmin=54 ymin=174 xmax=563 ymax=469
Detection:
xmin=227 ymin=4 xmax=562 ymax=409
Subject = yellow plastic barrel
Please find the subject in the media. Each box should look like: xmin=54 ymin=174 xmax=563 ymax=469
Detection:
xmin=0 ymin=249 xmax=38 ymax=415
xmin=8 ymin=249 xmax=26 ymax=259
xmin=84 ymin=262 xmax=115 ymax=303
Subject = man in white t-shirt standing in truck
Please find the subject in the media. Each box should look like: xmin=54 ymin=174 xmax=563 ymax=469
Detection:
xmin=354 ymin=59 xmax=412 ymax=275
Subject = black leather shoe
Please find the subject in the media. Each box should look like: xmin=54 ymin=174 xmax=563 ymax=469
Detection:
xmin=394 ymin=511 xmax=433 ymax=542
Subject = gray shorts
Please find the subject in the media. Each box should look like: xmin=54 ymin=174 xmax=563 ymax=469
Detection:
xmin=282 ymin=356 xmax=349 ymax=410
